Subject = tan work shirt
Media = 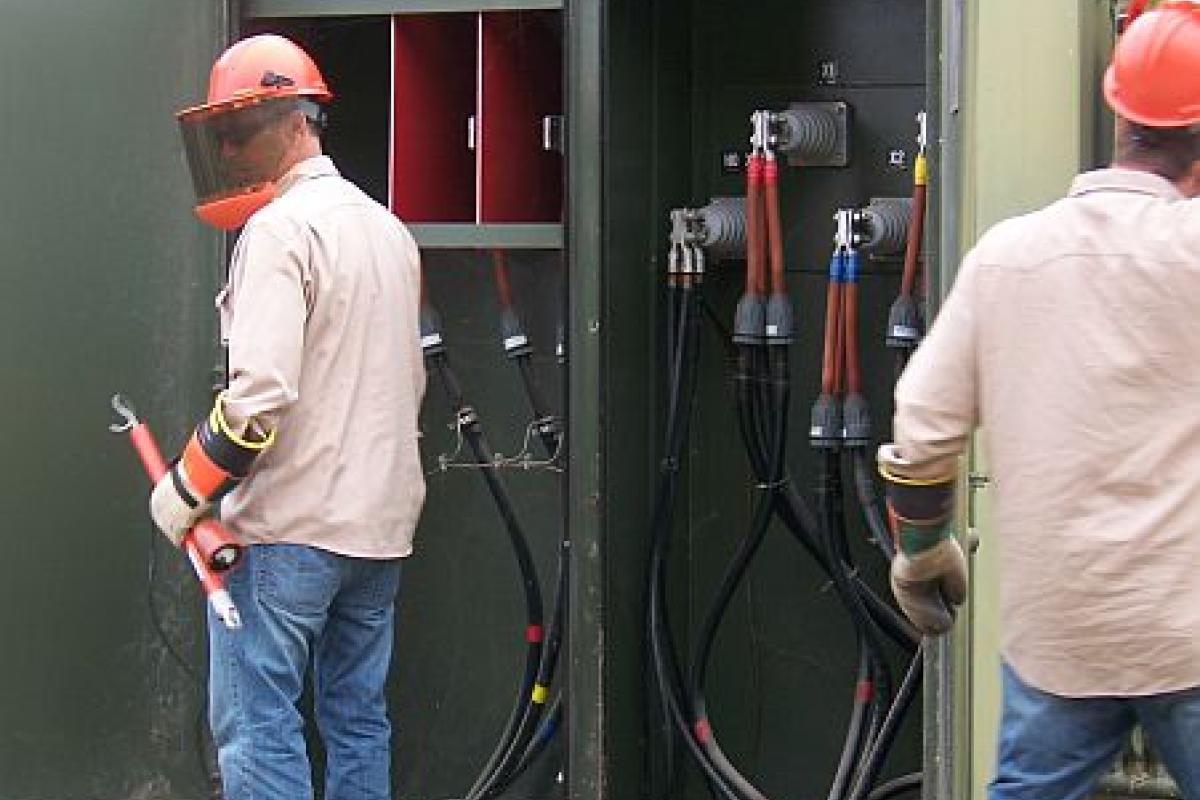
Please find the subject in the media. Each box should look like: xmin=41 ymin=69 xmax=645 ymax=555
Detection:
xmin=217 ymin=156 xmax=426 ymax=559
xmin=887 ymin=168 xmax=1200 ymax=697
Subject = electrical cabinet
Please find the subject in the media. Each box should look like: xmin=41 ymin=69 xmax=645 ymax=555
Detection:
xmin=244 ymin=5 xmax=569 ymax=800
xmin=1 ymin=1 xmax=961 ymax=799
xmin=391 ymin=11 xmax=562 ymax=224
xmin=6 ymin=2 xmax=1177 ymax=799
xmin=246 ymin=3 xmax=564 ymax=248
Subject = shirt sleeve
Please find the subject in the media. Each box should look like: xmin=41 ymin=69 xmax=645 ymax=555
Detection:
xmin=884 ymin=249 xmax=982 ymax=479
xmin=221 ymin=222 xmax=311 ymax=437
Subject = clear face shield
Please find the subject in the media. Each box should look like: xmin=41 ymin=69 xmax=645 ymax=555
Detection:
xmin=177 ymin=98 xmax=300 ymax=230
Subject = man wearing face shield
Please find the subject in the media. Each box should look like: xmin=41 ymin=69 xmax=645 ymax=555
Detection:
xmin=154 ymin=34 xmax=426 ymax=800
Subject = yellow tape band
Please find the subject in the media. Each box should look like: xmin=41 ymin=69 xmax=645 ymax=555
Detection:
xmin=531 ymin=684 xmax=549 ymax=705
xmin=878 ymin=461 xmax=952 ymax=487
xmin=212 ymin=391 xmax=275 ymax=450
xmin=914 ymin=152 xmax=928 ymax=187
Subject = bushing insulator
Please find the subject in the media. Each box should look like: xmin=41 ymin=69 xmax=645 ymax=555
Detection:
xmin=697 ymin=196 xmax=747 ymax=260
xmin=777 ymin=105 xmax=841 ymax=163
xmin=861 ymin=197 xmax=912 ymax=256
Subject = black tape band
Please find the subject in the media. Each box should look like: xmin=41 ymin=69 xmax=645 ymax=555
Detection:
xmin=170 ymin=464 xmax=200 ymax=508
xmin=885 ymin=479 xmax=954 ymax=524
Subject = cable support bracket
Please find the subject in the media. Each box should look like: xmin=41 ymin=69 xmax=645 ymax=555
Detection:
xmin=428 ymin=413 xmax=565 ymax=475
xmin=753 ymin=475 xmax=789 ymax=491
xmin=819 ymin=565 xmax=861 ymax=595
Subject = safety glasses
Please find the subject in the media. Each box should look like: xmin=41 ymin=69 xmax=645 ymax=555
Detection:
xmin=210 ymin=101 xmax=293 ymax=147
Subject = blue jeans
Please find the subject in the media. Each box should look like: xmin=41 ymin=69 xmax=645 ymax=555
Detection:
xmin=990 ymin=661 xmax=1200 ymax=800
xmin=208 ymin=543 xmax=402 ymax=800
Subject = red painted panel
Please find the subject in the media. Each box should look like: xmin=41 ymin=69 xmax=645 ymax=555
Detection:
xmin=478 ymin=11 xmax=563 ymax=223
xmin=390 ymin=14 xmax=477 ymax=223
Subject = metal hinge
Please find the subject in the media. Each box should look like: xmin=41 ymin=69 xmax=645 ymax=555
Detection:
xmin=965 ymin=471 xmax=990 ymax=550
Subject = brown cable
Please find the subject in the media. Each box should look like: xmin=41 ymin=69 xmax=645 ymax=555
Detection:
xmin=492 ymin=249 xmax=514 ymax=310
xmin=832 ymin=281 xmax=846 ymax=395
xmin=764 ymin=157 xmax=785 ymax=298
xmin=843 ymin=275 xmax=862 ymax=395
xmin=821 ymin=268 xmax=843 ymax=394
xmin=900 ymin=177 xmax=927 ymax=298
xmin=745 ymin=155 xmax=765 ymax=296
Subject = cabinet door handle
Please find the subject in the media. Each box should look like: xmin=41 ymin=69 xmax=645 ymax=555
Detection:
xmin=542 ymin=115 xmax=565 ymax=153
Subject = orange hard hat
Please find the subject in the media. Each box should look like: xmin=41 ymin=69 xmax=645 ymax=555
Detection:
xmin=181 ymin=34 xmax=332 ymax=119
xmin=1103 ymin=1 xmax=1200 ymax=127
xmin=176 ymin=35 xmax=332 ymax=229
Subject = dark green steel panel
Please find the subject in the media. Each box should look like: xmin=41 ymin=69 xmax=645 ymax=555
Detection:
xmin=0 ymin=2 xmax=227 ymax=798
xmin=598 ymin=2 xmax=696 ymax=800
xmin=600 ymin=1 xmax=929 ymax=798
xmin=408 ymin=224 xmax=566 ymax=249
xmin=566 ymin=0 xmax=607 ymax=798
xmin=923 ymin=1 xmax=962 ymax=798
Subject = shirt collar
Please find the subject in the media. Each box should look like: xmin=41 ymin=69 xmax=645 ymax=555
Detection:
xmin=275 ymin=155 xmax=339 ymax=196
xmin=1068 ymin=167 xmax=1184 ymax=202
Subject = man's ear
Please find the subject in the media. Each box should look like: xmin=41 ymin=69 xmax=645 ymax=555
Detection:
xmin=1187 ymin=160 xmax=1200 ymax=198
xmin=1178 ymin=160 xmax=1200 ymax=198
xmin=283 ymin=109 xmax=309 ymax=144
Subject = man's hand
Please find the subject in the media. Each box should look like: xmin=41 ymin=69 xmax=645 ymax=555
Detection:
xmin=878 ymin=443 xmax=967 ymax=636
xmin=149 ymin=464 xmax=209 ymax=547
xmin=890 ymin=536 xmax=967 ymax=635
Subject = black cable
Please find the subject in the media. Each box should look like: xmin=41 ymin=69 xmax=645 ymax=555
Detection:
xmin=646 ymin=279 xmax=698 ymax=799
xmin=850 ymin=448 xmax=896 ymax=561
xmin=718 ymin=325 xmax=915 ymax=652
xmin=650 ymin=252 xmax=923 ymax=800
xmin=827 ymin=640 xmax=871 ymax=800
xmin=480 ymin=309 xmax=568 ymax=795
xmin=424 ymin=348 xmax=546 ymax=800
xmin=685 ymin=342 xmax=788 ymax=800
xmin=646 ymin=282 xmax=743 ymax=800
xmin=772 ymin=484 xmax=917 ymax=651
xmin=506 ymin=691 xmax=564 ymax=780
xmin=846 ymin=647 xmax=924 ymax=800
xmin=866 ymin=772 xmax=922 ymax=800
xmin=830 ymin=465 xmax=897 ymax=800
xmin=728 ymin=331 xmax=918 ymax=800
xmin=817 ymin=450 xmax=894 ymax=798
xmin=485 ymin=537 xmax=569 ymax=796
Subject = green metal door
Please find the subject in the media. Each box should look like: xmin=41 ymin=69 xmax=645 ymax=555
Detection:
xmin=0 ymin=2 xmax=228 ymax=797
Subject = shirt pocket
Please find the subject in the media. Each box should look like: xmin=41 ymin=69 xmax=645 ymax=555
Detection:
xmin=214 ymin=283 xmax=233 ymax=346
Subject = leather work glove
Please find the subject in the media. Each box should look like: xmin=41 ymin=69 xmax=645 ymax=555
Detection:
xmin=878 ymin=444 xmax=967 ymax=636
xmin=149 ymin=465 xmax=210 ymax=547
xmin=889 ymin=534 xmax=967 ymax=635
